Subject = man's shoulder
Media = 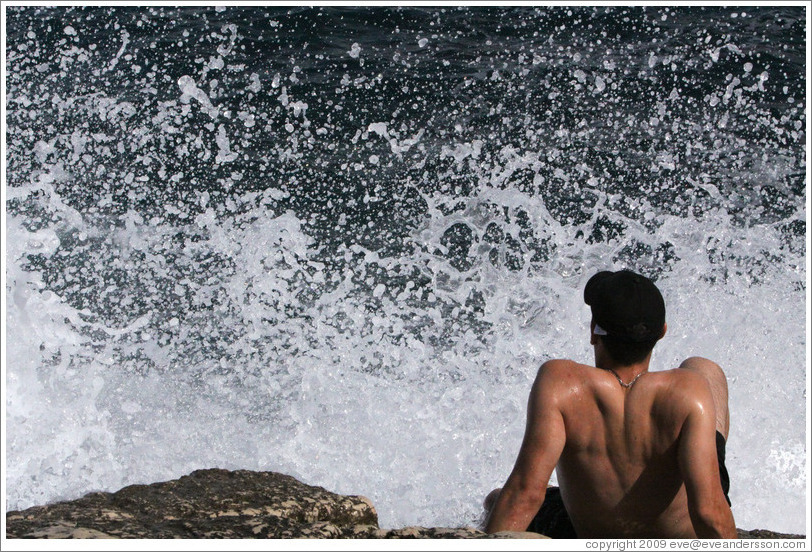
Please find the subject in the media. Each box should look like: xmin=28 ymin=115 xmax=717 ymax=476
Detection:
xmin=647 ymin=368 xmax=717 ymax=416
xmin=528 ymin=359 xmax=588 ymax=412
xmin=651 ymin=367 xmax=714 ymax=393
xmin=534 ymin=359 xmax=597 ymax=394
xmin=539 ymin=358 xmax=581 ymax=370
xmin=537 ymin=358 xmax=593 ymax=378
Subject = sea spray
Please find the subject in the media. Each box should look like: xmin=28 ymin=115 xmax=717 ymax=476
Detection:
xmin=4 ymin=6 xmax=806 ymax=533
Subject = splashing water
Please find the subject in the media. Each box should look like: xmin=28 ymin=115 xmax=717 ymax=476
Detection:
xmin=3 ymin=6 xmax=807 ymax=533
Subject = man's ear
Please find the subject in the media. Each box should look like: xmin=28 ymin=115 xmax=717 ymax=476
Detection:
xmin=590 ymin=321 xmax=598 ymax=345
xmin=659 ymin=323 xmax=668 ymax=340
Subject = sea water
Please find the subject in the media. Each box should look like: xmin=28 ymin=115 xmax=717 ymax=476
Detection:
xmin=3 ymin=5 xmax=807 ymax=534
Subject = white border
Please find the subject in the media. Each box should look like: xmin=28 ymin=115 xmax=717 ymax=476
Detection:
xmin=1 ymin=1 xmax=809 ymax=550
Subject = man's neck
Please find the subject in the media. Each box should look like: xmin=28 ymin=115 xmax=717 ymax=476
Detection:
xmin=594 ymin=352 xmax=652 ymax=382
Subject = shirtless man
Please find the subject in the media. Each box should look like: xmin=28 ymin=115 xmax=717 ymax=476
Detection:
xmin=484 ymin=270 xmax=737 ymax=538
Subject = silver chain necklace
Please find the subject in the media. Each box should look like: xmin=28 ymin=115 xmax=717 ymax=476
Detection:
xmin=609 ymin=369 xmax=645 ymax=389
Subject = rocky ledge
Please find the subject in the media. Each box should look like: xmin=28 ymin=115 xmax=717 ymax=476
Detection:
xmin=4 ymin=469 xmax=805 ymax=539
xmin=5 ymin=469 xmax=538 ymax=539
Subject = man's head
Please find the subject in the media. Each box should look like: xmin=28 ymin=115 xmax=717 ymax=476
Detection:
xmin=584 ymin=269 xmax=666 ymax=365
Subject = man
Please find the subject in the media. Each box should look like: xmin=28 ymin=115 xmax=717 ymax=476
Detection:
xmin=484 ymin=269 xmax=737 ymax=538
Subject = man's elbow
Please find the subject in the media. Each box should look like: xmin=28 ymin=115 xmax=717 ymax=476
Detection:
xmin=485 ymin=483 xmax=547 ymax=534
xmin=691 ymin=502 xmax=737 ymax=539
xmin=511 ymin=478 xmax=547 ymax=508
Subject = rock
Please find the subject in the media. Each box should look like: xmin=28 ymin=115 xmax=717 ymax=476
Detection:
xmin=737 ymin=528 xmax=806 ymax=539
xmin=6 ymin=469 xmax=379 ymax=539
xmin=4 ymin=468 xmax=527 ymax=539
xmin=4 ymin=469 xmax=804 ymax=539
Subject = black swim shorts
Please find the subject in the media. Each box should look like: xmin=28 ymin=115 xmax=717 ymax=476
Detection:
xmin=527 ymin=431 xmax=732 ymax=538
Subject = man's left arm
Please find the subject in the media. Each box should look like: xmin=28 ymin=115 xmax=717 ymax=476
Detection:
xmin=485 ymin=360 xmax=568 ymax=533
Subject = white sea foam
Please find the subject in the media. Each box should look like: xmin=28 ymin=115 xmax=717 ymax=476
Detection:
xmin=4 ymin=166 xmax=806 ymax=533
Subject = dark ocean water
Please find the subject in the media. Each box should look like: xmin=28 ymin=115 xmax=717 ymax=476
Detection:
xmin=4 ymin=5 xmax=807 ymax=532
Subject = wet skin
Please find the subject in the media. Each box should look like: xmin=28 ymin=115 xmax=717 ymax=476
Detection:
xmin=484 ymin=329 xmax=737 ymax=539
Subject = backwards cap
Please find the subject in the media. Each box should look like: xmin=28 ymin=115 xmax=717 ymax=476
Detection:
xmin=584 ymin=270 xmax=665 ymax=343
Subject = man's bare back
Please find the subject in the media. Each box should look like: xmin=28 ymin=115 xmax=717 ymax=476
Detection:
xmin=484 ymin=270 xmax=737 ymax=538
xmin=545 ymin=359 xmax=731 ymax=537
xmin=485 ymin=358 xmax=736 ymax=538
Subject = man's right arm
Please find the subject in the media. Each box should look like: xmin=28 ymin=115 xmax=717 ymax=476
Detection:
xmin=677 ymin=373 xmax=737 ymax=538
xmin=484 ymin=360 xmax=568 ymax=534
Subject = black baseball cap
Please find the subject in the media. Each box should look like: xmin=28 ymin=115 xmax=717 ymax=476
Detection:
xmin=584 ymin=270 xmax=666 ymax=343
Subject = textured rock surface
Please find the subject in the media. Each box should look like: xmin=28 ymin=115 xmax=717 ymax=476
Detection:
xmin=4 ymin=469 xmax=534 ymax=539
xmin=4 ymin=469 xmax=805 ymax=539
xmin=736 ymin=528 xmax=806 ymax=539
